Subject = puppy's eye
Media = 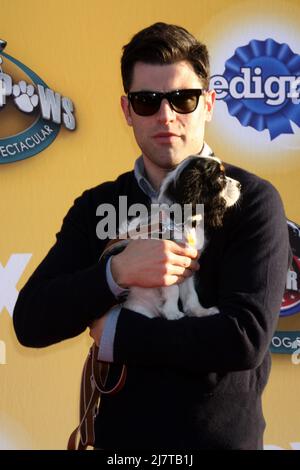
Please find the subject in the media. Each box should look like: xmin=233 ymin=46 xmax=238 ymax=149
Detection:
xmin=218 ymin=174 xmax=227 ymax=188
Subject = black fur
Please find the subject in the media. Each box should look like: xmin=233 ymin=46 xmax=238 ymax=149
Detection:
xmin=164 ymin=158 xmax=227 ymax=228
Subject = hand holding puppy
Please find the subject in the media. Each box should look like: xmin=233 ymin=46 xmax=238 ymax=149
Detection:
xmin=110 ymin=239 xmax=200 ymax=288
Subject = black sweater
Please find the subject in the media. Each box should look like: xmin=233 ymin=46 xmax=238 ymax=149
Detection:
xmin=13 ymin=163 xmax=290 ymax=450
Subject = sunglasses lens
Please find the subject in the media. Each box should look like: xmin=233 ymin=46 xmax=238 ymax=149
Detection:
xmin=130 ymin=93 xmax=160 ymax=116
xmin=128 ymin=90 xmax=203 ymax=116
xmin=171 ymin=91 xmax=200 ymax=113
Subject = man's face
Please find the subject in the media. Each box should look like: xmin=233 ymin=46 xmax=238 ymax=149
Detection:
xmin=121 ymin=60 xmax=215 ymax=177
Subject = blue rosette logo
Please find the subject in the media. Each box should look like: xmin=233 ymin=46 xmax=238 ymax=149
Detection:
xmin=211 ymin=38 xmax=300 ymax=140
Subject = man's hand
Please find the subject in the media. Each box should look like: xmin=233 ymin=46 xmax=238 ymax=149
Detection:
xmin=89 ymin=314 xmax=109 ymax=347
xmin=91 ymin=240 xmax=199 ymax=346
xmin=111 ymin=239 xmax=199 ymax=288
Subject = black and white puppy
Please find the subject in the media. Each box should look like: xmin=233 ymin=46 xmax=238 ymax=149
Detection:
xmin=109 ymin=155 xmax=241 ymax=319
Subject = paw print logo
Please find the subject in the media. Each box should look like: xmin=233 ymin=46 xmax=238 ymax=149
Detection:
xmin=12 ymin=80 xmax=39 ymax=113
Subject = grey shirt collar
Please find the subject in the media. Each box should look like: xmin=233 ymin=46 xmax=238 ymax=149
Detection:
xmin=133 ymin=142 xmax=214 ymax=201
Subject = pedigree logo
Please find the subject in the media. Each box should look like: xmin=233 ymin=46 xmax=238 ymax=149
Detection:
xmin=211 ymin=38 xmax=300 ymax=140
xmin=0 ymin=39 xmax=76 ymax=164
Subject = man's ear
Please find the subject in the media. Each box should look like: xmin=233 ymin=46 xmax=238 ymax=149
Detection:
xmin=121 ymin=95 xmax=133 ymax=126
xmin=205 ymin=89 xmax=216 ymax=122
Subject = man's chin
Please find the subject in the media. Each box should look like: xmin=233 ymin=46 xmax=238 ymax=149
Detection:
xmin=159 ymin=154 xmax=189 ymax=169
xmin=143 ymin=146 xmax=197 ymax=170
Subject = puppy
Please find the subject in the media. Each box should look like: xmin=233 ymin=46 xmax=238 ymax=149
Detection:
xmin=108 ymin=155 xmax=241 ymax=319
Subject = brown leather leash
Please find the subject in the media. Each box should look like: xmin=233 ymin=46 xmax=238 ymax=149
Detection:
xmin=68 ymin=221 xmax=165 ymax=450
xmin=67 ymin=343 xmax=127 ymax=450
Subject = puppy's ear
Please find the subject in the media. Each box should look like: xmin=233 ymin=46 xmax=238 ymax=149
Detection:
xmin=178 ymin=164 xmax=206 ymax=207
xmin=204 ymin=201 xmax=227 ymax=228
xmin=193 ymin=159 xmax=227 ymax=228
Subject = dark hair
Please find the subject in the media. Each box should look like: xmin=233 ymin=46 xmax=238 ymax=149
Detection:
xmin=164 ymin=157 xmax=228 ymax=229
xmin=121 ymin=22 xmax=210 ymax=93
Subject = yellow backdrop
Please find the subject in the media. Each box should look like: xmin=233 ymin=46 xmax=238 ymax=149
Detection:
xmin=0 ymin=0 xmax=299 ymax=450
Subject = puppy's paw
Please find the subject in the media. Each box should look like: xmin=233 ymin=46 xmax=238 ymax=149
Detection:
xmin=206 ymin=306 xmax=220 ymax=316
xmin=183 ymin=300 xmax=204 ymax=316
xmin=162 ymin=309 xmax=185 ymax=320
xmin=185 ymin=303 xmax=220 ymax=317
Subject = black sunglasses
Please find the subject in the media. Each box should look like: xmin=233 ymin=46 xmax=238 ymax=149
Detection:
xmin=127 ymin=89 xmax=205 ymax=116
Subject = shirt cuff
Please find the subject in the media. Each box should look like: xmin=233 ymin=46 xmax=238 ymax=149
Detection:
xmin=106 ymin=256 xmax=129 ymax=299
xmin=98 ymin=305 xmax=122 ymax=363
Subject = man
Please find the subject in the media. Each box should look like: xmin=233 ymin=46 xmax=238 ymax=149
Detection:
xmin=13 ymin=22 xmax=290 ymax=450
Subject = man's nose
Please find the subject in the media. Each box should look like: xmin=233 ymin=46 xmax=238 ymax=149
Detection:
xmin=156 ymin=98 xmax=176 ymax=123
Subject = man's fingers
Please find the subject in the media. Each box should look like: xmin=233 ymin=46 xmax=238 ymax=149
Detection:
xmin=163 ymin=268 xmax=194 ymax=285
xmin=166 ymin=265 xmax=192 ymax=276
xmin=168 ymin=241 xmax=198 ymax=259
xmin=168 ymin=253 xmax=200 ymax=270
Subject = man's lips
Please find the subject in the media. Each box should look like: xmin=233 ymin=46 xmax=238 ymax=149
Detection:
xmin=152 ymin=132 xmax=181 ymax=142
xmin=153 ymin=132 xmax=180 ymax=138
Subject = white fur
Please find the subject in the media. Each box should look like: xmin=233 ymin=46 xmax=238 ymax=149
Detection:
xmin=117 ymin=156 xmax=241 ymax=319
xmin=122 ymin=212 xmax=220 ymax=319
